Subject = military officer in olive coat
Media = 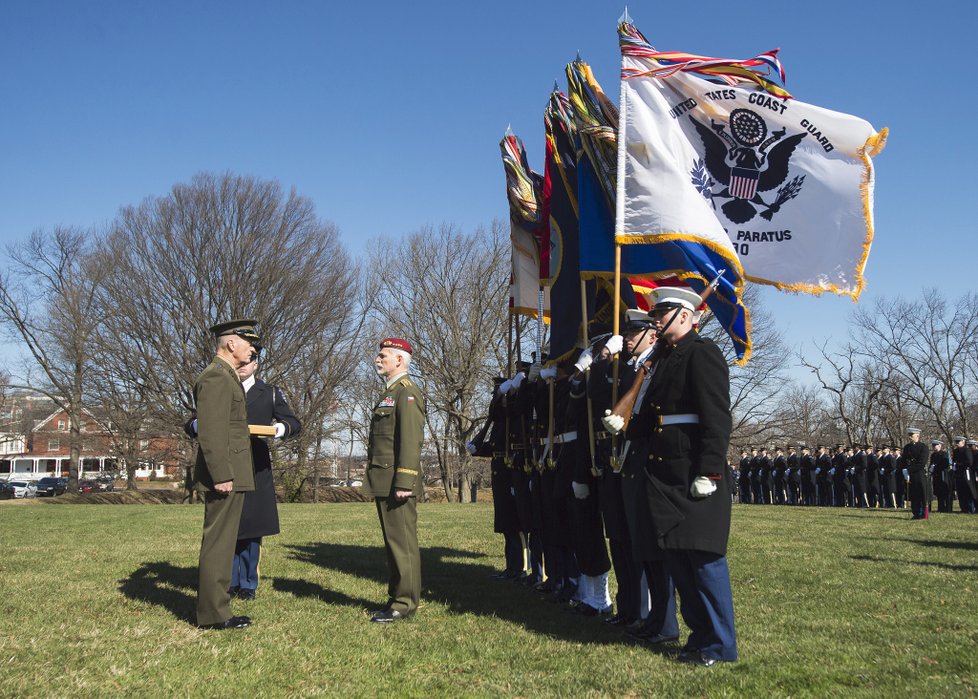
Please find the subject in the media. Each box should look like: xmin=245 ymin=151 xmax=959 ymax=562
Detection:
xmin=367 ymin=337 xmax=426 ymax=623
xmin=193 ymin=319 xmax=259 ymax=630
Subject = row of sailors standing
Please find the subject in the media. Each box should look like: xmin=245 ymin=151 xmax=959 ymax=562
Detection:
xmin=469 ymin=287 xmax=739 ymax=666
xmin=734 ymin=433 xmax=978 ymax=517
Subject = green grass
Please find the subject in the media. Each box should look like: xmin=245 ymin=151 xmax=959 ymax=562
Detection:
xmin=0 ymin=501 xmax=975 ymax=697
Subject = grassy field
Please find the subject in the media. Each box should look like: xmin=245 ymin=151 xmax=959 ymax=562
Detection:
xmin=0 ymin=500 xmax=975 ymax=698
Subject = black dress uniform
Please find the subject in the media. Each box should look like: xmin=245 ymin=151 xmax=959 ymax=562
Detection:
xmin=737 ymin=453 xmax=752 ymax=504
xmin=880 ymin=449 xmax=897 ymax=508
xmin=930 ymin=445 xmax=952 ymax=513
xmin=640 ymin=327 xmax=737 ymax=662
xmin=772 ymin=450 xmax=787 ymax=505
xmin=786 ymin=449 xmax=800 ymax=505
xmin=952 ymin=439 xmax=976 ymax=514
xmin=903 ymin=435 xmax=931 ymax=519
xmin=800 ymin=449 xmax=816 ymax=506
xmin=589 ymin=356 xmax=643 ymax=624
xmin=815 ymin=449 xmax=832 ymax=506
xmin=851 ymin=447 xmax=868 ymax=507
xmin=865 ymin=449 xmax=881 ymax=508
xmin=470 ymin=383 xmax=524 ymax=577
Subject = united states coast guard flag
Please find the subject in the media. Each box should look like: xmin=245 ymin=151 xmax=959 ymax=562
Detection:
xmin=616 ymin=22 xmax=887 ymax=299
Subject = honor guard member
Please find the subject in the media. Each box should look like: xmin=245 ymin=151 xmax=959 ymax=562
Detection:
xmin=952 ymin=436 xmax=976 ymax=514
xmin=851 ymin=445 xmax=868 ymax=508
xmin=772 ymin=446 xmax=788 ymax=505
xmin=602 ymin=309 xmax=680 ymax=645
xmin=815 ymin=445 xmax=832 ymax=506
xmin=800 ymin=445 xmax=816 ymax=506
xmin=757 ymin=447 xmax=773 ymax=504
xmin=879 ymin=446 xmax=897 ymax=508
xmin=903 ymin=428 xmax=931 ymax=519
xmin=748 ymin=447 xmax=762 ymax=504
xmin=737 ymin=449 xmax=752 ymax=504
xmin=865 ymin=445 xmax=881 ymax=508
xmin=831 ymin=444 xmax=850 ymax=507
xmin=580 ymin=334 xmax=643 ymax=626
xmin=638 ymin=287 xmax=738 ymax=665
xmin=894 ymin=446 xmax=908 ymax=508
xmin=786 ymin=445 xmax=801 ymax=505
xmin=930 ymin=440 xmax=952 ymax=513
xmin=468 ymin=378 xmax=524 ymax=578
xmin=367 ymin=338 xmax=426 ymax=622
xmin=193 ymin=319 xmax=259 ymax=630
xmin=186 ymin=352 xmax=301 ymax=600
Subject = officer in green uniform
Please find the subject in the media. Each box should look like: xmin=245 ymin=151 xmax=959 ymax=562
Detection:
xmin=194 ymin=319 xmax=259 ymax=630
xmin=367 ymin=337 xmax=426 ymax=623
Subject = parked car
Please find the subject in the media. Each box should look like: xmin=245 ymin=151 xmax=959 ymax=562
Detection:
xmin=78 ymin=479 xmax=97 ymax=493
xmin=0 ymin=482 xmax=14 ymax=500
xmin=36 ymin=477 xmax=69 ymax=497
xmin=95 ymin=475 xmax=115 ymax=491
xmin=8 ymin=480 xmax=38 ymax=498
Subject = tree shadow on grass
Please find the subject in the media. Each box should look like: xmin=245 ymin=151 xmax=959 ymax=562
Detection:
xmin=283 ymin=542 xmax=658 ymax=648
xmin=118 ymin=561 xmax=196 ymax=623
xmin=857 ymin=537 xmax=978 ymax=552
xmin=850 ymin=554 xmax=978 ymax=573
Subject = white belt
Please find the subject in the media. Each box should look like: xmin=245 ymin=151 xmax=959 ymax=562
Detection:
xmin=659 ymin=413 xmax=699 ymax=426
xmin=538 ymin=431 xmax=578 ymax=446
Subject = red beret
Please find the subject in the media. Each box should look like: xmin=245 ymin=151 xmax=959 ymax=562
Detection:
xmin=380 ymin=337 xmax=413 ymax=354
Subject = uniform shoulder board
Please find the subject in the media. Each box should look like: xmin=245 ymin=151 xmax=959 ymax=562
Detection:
xmin=398 ymin=378 xmax=413 ymax=388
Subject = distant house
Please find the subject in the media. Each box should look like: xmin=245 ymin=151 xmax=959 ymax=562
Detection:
xmin=0 ymin=400 xmax=182 ymax=481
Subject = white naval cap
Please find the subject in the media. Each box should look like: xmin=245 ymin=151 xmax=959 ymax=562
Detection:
xmin=650 ymin=286 xmax=703 ymax=312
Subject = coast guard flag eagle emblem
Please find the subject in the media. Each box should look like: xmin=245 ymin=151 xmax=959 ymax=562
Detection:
xmin=617 ymin=21 xmax=887 ymax=298
xmin=692 ymin=108 xmax=807 ymax=224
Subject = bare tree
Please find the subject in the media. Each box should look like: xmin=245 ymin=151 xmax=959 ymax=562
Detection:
xmin=0 ymin=228 xmax=107 ymax=488
xmin=851 ymin=291 xmax=978 ymax=442
xmin=368 ymin=221 xmax=511 ymax=502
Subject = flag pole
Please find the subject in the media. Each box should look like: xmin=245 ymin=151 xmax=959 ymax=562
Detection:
xmin=610 ymin=245 xmax=622 ymax=470
xmin=581 ymin=279 xmax=599 ymax=476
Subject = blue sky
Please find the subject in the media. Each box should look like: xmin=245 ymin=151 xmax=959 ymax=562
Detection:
xmin=1 ymin=1 xmax=974 ymax=374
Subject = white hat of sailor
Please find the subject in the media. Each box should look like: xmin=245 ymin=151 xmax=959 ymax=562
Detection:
xmin=650 ymin=286 xmax=702 ymax=313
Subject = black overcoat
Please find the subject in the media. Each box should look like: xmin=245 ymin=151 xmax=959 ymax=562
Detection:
xmin=634 ymin=331 xmax=733 ymax=556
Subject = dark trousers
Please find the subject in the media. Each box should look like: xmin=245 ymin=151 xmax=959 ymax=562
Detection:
xmin=503 ymin=531 xmax=525 ymax=573
xmin=376 ymin=496 xmax=421 ymax=614
xmin=231 ymin=537 xmax=262 ymax=591
xmin=609 ymin=537 xmax=641 ymax=621
xmin=955 ymin=477 xmax=977 ymax=513
xmin=197 ymin=490 xmax=245 ymax=626
xmin=665 ymin=549 xmax=738 ymax=662
xmin=640 ymin=558 xmax=679 ymax=637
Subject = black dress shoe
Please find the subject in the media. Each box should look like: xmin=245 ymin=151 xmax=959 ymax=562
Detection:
xmin=198 ymin=615 xmax=251 ymax=630
xmin=370 ymin=608 xmax=410 ymax=623
xmin=643 ymin=633 xmax=680 ymax=646
xmin=678 ymin=650 xmax=718 ymax=667
xmin=236 ymin=588 xmax=256 ymax=600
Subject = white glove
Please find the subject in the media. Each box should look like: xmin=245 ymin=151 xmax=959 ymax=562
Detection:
xmin=602 ymin=409 xmax=625 ymax=435
xmin=528 ymin=478 xmax=533 ymax=492
xmin=191 ymin=418 xmax=198 ymax=435
xmin=509 ymin=372 xmax=526 ymax=391
xmin=274 ymin=422 xmax=286 ymax=439
xmin=540 ymin=367 xmax=558 ymax=381
xmin=815 ymin=467 xmax=821 ymax=475
xmin=603 ymin=335 xmax=624 ymax=356
xmin=902 ymin=469 xmax=909 ymax=479
xmin=465 ymin=442 xmax=477 ymax=455
xmin=498 ymin=379 xmax=512 ymax=395
xmin=571 ymin=481 xmax=590 ymax=499
xmin=574 ymin=347 xmax=594 ymax=373
xmin=510 ymin=486 xmax=515 ymax=496
xmin=829 ymin=468 xmax=835 ymax=476
xmin=527 ymin=363 xmax=542 ymax=382
xmin=690 ymin=476 xmax=717 ymax=498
